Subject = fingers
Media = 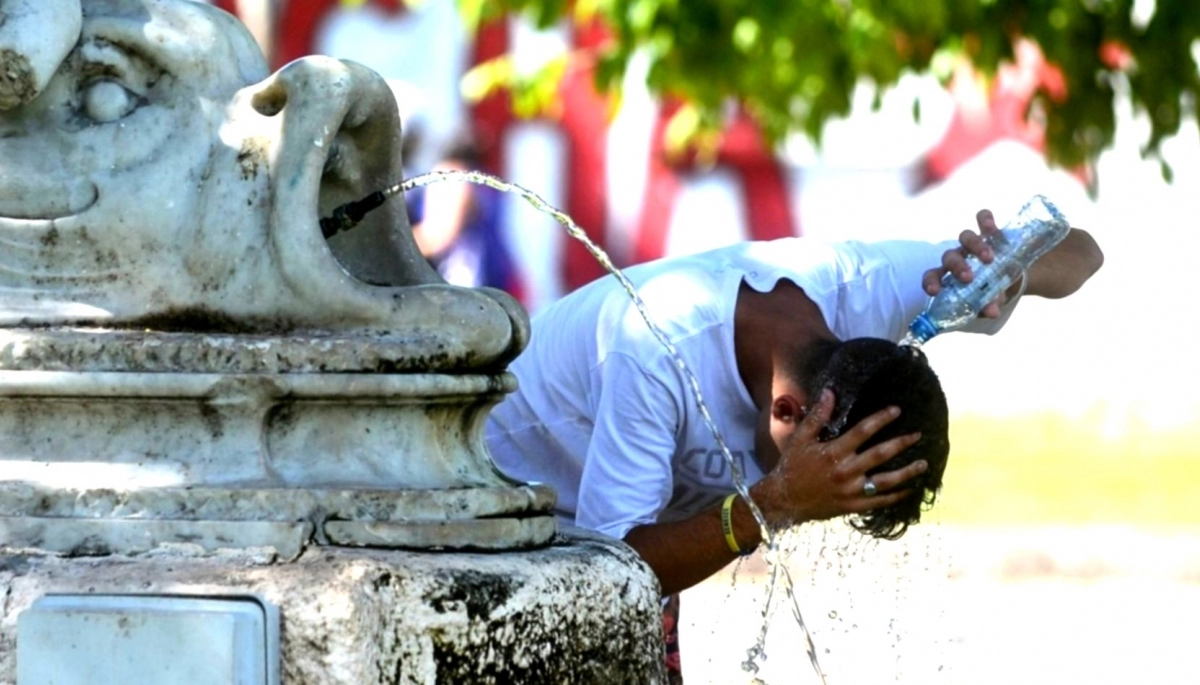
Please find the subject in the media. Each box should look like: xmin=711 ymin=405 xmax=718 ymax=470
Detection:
xmin=844 ymin=450 xmax=926 ymax=513
xmin=921 ymin=267 xmax=942 ymax=296
xmin=830 ymin=410 xmax=924 ymax=510
xmin=849 ymin=487 xmax=912 ymax=513
xmin=934 ymin=233 xmax=984 ymax=291
xmin=862 ymin=430 xmax=922 ymax=471
xmin=859 ymin=447 xmax=925 ymax=492
xmin=976 ymin=208 xmax=999 ymax=236
xmin=796 ymin=387 xmax=834 ymax=442
xmin=927 ymin=209 xmax=1000 ymax=295
xmin=834 ymin=428 xmax=922 ymax=492
xmin=960 ymin=228 xmax=994 ymax=264
xmin=836 ymin=404 xmax=901 ymax=455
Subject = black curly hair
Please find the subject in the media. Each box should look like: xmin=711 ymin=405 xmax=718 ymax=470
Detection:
xmin=800 ymin=337 xmax=950 ymax=539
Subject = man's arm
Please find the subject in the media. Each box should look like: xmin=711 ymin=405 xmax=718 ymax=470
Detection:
xmin=622 ymin=502 xmax=756 ymax=597
xmin=1020 ymin=226 xmax=1104 ymax=299
xmin=624 ymin=390 xmax=924 ymax=596
xmin=925 ymin=209 xmax=1104 ymax=316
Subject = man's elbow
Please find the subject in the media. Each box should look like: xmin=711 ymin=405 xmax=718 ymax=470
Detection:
xmin=1072 ymin=228 xmax=1105 ymax=281
xmin=1069 ymin=228 xmax=1105 ymax=296
xmin=1037 ymin=228 xmax=1103 ymax=299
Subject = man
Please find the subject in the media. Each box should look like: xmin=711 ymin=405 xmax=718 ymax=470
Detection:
xmin=485 ymin=209 xmax=1101 ymax=592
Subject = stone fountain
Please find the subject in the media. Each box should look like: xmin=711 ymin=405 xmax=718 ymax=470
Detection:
xmin=0 ymin=1 xmax=662 ymax=682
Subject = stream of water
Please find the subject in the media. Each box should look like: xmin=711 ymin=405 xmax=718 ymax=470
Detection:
xmin=330 ymin=168 xmax=827 ymax=682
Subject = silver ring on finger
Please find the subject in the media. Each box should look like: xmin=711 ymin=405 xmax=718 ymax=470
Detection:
xmin=862 ymin=478 xmax=878 ymax=497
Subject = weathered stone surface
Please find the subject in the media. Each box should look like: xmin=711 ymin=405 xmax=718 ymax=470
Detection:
xmin=0 ymin=518 xmax=313 ymax=561
xmin=0 ymin=0 xmax=528 ymax=372
xmin=0 ymin=483 xmax=557 ymax=555
xmin=0 ymin=1 xmax=659 ymax=680
xmin=0 ymin=484 xmax=555 ymax=523
xmin=0 ymin=0 xmax=81 ymax=110
xmin=0 ymin=529 xmax=667 ymax=685
xmin=325 ymin=517 xmax=557 ymax=551
xmin=0 ymin=329 xmax=516 ymax=374
xmin=0 ymin=364 xmax=522 ymax=496
xmin=0 ymin=0 xmax=554 ymax=554
xmin=0 ymin=368 xmax=560 ymax=550
xmin=0 ymin=366 xmax=559 ymax=552
xmin=0 ymin=370 xmax=519 ymax=489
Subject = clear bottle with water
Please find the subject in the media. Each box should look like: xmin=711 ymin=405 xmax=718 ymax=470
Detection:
xmin=904 ymin=195 xmax=1071 ymax=345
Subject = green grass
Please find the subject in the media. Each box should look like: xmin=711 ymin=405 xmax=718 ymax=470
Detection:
xmin=933 ymin=410 xmax=1200 ymax=526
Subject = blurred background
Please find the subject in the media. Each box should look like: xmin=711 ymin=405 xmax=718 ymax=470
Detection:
xmin=204 ymin=1 xmax=1199 ymax=682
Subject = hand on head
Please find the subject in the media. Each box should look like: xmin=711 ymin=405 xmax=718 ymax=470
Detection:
xmin=752 ymin=387 xmax=926 ymax=528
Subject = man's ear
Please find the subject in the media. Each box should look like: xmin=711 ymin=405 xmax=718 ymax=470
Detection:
xmin=770 ymin=394 xmax=806 ymax=425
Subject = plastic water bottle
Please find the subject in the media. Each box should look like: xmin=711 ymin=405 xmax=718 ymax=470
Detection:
xmin=904 ymin=195 xmax=1070 ymax=345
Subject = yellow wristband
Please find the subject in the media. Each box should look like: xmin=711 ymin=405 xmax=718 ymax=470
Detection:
xmin=721 ymin=493 xmax=748 ymax=556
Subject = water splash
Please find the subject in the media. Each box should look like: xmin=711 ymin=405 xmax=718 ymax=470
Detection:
xmin=328 ymin=169 xmax=827 ymax=682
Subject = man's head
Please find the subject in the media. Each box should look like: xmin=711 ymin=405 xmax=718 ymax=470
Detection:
xmin=750 ymin=336 xmax=952 ymax=539
xmin=807 ymin=337 xmax=949 ymax=539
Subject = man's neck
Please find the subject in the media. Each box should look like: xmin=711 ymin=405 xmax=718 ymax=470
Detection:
xmin=734 ymin=279 xmax=835 ymax=410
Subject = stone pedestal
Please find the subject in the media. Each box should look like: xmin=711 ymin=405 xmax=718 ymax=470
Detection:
xmin=0 ymin=329 xmax=557 ymax=553
xmin=0 ymin=529 xmax=665 ymax=684
xmin=0 ymin=329 xmax=668 ymax=681
xmin=0 ymin=3 xmax=664 ymax=681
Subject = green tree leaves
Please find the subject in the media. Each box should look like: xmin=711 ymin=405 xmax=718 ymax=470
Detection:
xmin=462 ymin=0 xmax=1199 ymax=173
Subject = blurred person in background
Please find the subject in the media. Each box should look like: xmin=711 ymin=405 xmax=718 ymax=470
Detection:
xmin=407 ymin=129 xmax=526 ymax=303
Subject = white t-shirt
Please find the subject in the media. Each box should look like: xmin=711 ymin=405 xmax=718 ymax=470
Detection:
xmin=485 ymin=237 xmax=1010 ymax=541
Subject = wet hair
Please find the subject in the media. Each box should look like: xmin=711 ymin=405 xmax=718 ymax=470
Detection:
xmin=801 ymin=337 xmax=950 ymax=540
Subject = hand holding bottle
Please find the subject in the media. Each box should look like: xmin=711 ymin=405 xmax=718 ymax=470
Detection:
xmin=905 ymin=195 xmax=1072 ymax=345
xmin=922 ymin=208 xmax=1012 ymax=320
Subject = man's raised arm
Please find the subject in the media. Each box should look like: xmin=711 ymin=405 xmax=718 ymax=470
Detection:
xmin=924 ymin=209 xmax=1104 ymax=318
